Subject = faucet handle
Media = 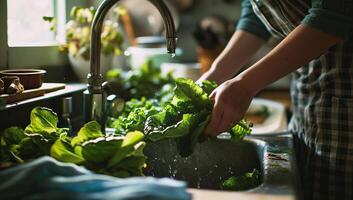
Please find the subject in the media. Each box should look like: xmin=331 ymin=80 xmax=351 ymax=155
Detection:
xmin=106 ymin=94 xmax=125 ymax=118
xmin=102 ymin=81 xmax=125 ymax=119
xmin=87 ymin=73 xmax=104 ymax=92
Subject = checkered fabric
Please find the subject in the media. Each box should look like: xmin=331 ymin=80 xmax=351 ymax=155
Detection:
xmin=250 ymin=0 xmax=353 ymax=199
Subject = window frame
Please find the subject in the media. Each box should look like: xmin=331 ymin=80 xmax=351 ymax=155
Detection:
xmin=0 ymin=0 xmax=90 ymax=70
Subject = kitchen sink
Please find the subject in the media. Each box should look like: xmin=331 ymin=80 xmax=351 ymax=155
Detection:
xmin=144 ymin=137 xmax=263 ymax=189
xmin=144 ymin=134 xmax=299 ymax=198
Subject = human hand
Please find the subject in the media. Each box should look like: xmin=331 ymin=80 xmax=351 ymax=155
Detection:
xmin=204 ymin=77 xmax=256 ymax=136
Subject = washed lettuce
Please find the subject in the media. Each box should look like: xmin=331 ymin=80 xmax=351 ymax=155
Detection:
xmin=50 ymin=137 xmax=85 ymax=164
xmin=107 ymin=78 xmax=252 ymax=157
xmin=1 ymin=127 xmax=26 ymax=146
xmin=0 ymin=127 xmax=38 ymax=163
xmin=174 ymin=78 xmax=212 ymax=109
xmin=199 ymin=80 xmax=218 ymax=95
xmin=111 ymin=98 xmax=161 ymax=134
xmin=230 ymin=119 xmax=252 ymax=142
xmin=0 ymin=107 xmax=147 ymax=178
xmin=145 ymin=113 xmax=194 ymax=142
xmin=220 ymin=169 xmax=261 ymax=191
xmin=25 ymin=107 xmax=68 ymax=140
xmin=145 ymin=78 xmax=251 ymax=157
xmin=106 ymin=60 xmax=174 ymax=100
xmin=71 ymin=121 xmax=104 ymax=146
xmin=0 ymin=107 xmax=68 ymax=163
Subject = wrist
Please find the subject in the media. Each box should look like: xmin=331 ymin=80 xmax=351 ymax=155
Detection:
xmin=231 ymin=70 xmax=264 ymax=97
xmin=200 ymin=68 xmax=223 ymax=85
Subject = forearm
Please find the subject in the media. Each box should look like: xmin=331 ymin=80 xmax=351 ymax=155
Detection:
xmin=237 ymin=24 xmax=341 ymax=95
xmin=200 ymin=30 xmax=265 ymax=84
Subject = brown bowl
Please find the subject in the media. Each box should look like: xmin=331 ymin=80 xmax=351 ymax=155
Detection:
xmin=0 ymin=69 xmax=46 ymax=90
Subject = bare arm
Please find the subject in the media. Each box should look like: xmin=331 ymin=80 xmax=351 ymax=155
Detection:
xmin=198 ymin=30 xmax=265 ymax=84
xmin=205 ymin=24 xmax=341 ymax=135
xmin=238 ymin=24 xmax=341 ymax=95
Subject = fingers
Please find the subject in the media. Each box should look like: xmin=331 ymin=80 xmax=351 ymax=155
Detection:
xmin=214 ymin=110 xmax=240 ymax=136
xmin=205 ymin=100 xmax=223 ymax=136
xmin=209 ymin=91 xmax=216 ymax=104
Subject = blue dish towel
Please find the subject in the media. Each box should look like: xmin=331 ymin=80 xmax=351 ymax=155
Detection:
xmin=0 ymin=156 xmax=191 ymax=200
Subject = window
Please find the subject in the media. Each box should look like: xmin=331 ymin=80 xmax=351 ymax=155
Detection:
xmin=8 ymin=0 xmax=56 ymax=46
xmin=0 ymin=0 xmax=89 ymax=69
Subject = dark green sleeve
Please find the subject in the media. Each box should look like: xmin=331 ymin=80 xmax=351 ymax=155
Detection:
xmin=236 ymin=0 xmax=271 ymax=40
xmin=301 ymin=0 xmax=353 ymax=38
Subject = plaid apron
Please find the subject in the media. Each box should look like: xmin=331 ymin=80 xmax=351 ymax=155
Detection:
xmin=250 ymin=0 xmax=353 ymax=199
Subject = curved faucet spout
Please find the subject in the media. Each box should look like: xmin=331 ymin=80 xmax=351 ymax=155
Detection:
xmin=84 ymin=0 xmax=177 ymax=132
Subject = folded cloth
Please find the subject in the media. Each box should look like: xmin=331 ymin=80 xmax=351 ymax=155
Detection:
xmin=0 ymin=156 xmax=191 ymax=200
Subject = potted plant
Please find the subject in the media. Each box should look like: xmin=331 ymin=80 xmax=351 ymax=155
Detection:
xmin=44 ymin=6 xmax=124 ymax=82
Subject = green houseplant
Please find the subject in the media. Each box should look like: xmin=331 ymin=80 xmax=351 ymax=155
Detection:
xmin=44 ymin=6 xmax=125 ymax=82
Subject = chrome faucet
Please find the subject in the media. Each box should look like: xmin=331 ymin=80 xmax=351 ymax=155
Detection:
xmin=83 ymin=0 xmax=177 ymax=132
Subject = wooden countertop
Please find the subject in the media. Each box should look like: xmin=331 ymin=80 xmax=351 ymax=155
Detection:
xmin=0 ymin=83 xmax=86 ymax=111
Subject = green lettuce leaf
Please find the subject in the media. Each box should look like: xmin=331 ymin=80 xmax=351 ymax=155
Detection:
xmin=199 ymin=80 xmax=218 ymax=95
xmin=146 ymin=113 xmax=193 ymax=142
xmin=1 ymin=127 xmax=26 ymax=147
xmin=107 ymin=131 xmax=145 ymax=168
xmin=25 ymin=107 xmax=60 ymax=137
xmin=175 ymin=78 xmax=212 ymax=109
xmin=177 ymin=110 xmax=210 ymax=157
xmin=81 ymin=136 xmax=124 ymax=165
xmin=230 ymin=120 xmax=252 ymax=142
xmin=0 ymin=127 xmax=40 ymax=162
xmin=51 ymin=137 xmax=85 ymax=164
xmin=71 ymin=121 xmax=104 ymax=146
xmin=221 ymin=169 xmax=261 ymax=191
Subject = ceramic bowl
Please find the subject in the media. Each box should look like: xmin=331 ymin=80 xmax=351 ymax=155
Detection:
xmin=0 ymin=69 xmax=46 ymax=89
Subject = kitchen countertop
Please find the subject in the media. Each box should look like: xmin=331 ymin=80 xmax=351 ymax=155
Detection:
xmin=189 ymin=189 xmax=294 ymax=200
xmin=0 ymin=83 xmax=86 ymax=111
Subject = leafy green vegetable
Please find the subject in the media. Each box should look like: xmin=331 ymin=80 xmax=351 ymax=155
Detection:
xmin=0 ymin=107 xmax=147 ymax=178
xmin=199 ymin=80 xmax=218 ymax=95
xmin=1 ymin=127 xmax=26 ymax=146
xmin=82 ymin=136 xmax=124 ymax=165
xmin=221 ymin=169 xmax=261 ymax=191
xmin=145 ymin=113 xmax=193 ymax=142
xmin=230 ymin=119 xmax=252 ymax=142
xmin=71 ymin=121 xmax=104 ymax=146
xmin=110 ymin=98 xmax=161 ymax=135
xmin=175 ymin=78 xmax=212 ymax=109
xmin=50 ymin=137 xmax=84 ymax=164
xmin=25 ymin=107 xmax=61 ymax=138
xmin=177 ymin=112 xmax=211 ymax=157
xmin=24 ymin=107 xmax=68 ymax=155
xmin=81 ymin=131 xmax=146 ymax=177
xmin=106 ymin=60 xmax=174 ymax=100
xmin=107 ymin=131 xmax=145 ymax=168
xmin=252 ymin=105 xmax=271 ymax=118
xmin=106 ymin=78 xmax=252 ymax=157
xmin=0 ymin=127 xmax=38 ymax=163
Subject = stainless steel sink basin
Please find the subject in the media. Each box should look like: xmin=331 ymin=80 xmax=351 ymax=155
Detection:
xmin=144 ymin=134 xmax=299 ymax=198
xmin=144 ymin=138 xmax=263 ymax=189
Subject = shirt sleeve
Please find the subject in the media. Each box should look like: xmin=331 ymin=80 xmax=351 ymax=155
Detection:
xmin=236 ymin=0 xmax=271 ymax=40
xmin=301 ymin=0 xmax=353 ymax=39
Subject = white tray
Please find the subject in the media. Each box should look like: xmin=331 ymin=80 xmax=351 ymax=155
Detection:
xmin=247 ymin=98 xmax=288 ymax=135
